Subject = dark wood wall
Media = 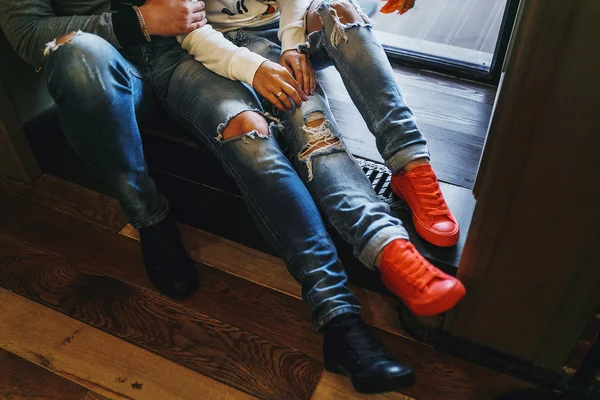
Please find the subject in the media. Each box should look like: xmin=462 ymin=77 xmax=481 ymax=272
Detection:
xmin=445 ymin=0 xmax=600 ymax=370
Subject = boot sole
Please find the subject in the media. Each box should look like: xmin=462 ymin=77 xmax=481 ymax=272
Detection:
xmin=324 ymin=359 xmax=415 ymax=394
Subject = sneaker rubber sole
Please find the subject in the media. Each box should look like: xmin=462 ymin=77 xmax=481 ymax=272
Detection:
xmin=391 ymin=180 xmax=460 ymax=247
xmin=401 ymin=280 xmax=466 ymax=317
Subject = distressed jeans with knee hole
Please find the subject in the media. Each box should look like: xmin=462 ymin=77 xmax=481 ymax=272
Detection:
xmin=44 ymin=32 xmax=361 ymax=330
xmin=301 ymin=0 xmax=430 ymax=174
xmin=44 ymin=31 xmax=362 ymax=329
xmin=234 ymin=29 xmax=410 ymax=279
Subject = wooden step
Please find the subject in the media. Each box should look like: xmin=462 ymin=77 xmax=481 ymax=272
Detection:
xmin=119 ymin=223 xmax=414 ymax=342
xmin=0 ymin=232 xmax=322 ymax=400
xmin=0 ymin=348 xmax=89 ymax=400
xmin=0 ymin=289 xmax=257 ymax=400
xmin=311 ymin=372 xmax=418 ymax=400
xmin=0 ymin=180 xmax=533 ymax=400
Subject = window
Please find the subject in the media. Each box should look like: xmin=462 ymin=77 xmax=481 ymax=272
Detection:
xmin=369 ymin=0 xmax=520 ymax=83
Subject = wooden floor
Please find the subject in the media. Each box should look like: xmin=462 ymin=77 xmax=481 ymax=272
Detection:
xmin=0 ymin=174 xmax=536 ymax=400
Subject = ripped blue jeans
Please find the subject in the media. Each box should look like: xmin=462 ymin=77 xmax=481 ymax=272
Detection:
xmin=161 ymin=35 xmax=412 ymax=329
xmin=43 ymin=18 xmax=415 ymax=330
xmin=195 ymin=20 xmax=417 ymax=327
xmin=162 ymin=23 xmax=415 ymax=328
xmin=301 ymin=0 xmax=430 ymax=173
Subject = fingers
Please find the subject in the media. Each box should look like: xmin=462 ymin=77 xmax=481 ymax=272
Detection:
xmin=189 ymin=1 xmax=206 ymax=12
xmin=257 ymin=82 xmax=288 ymax=111
xmin=190 ymin=10 xmax=206 ymax=24
xmin=281 ymin=59 xmax=294 ymax=77
xmin=188 ymin=18 xmax=207 ymax=32
xmin=310 ymin=63 xmax=316 ymax=95
xmin=280 ymin=82 xmax=304 ymax=107
xmin=298 ymin=56 xmax=311 ymax=95
xmin=188 ymin=1 xmax=207 ymax=31
xmin=281 ymin=72 xmax=306 ymax=102
xmin=254 ymin=60 xmax=307 ymax=111
xmin=265 ymin=92 xmax=287 ymax=112
xmin=282 ymin=52 xmax=312 ymax=95
xmin=290 ymin=58 xmax=305 ymax=93
xmin=276 ymin=90 xmax=294 ymax=110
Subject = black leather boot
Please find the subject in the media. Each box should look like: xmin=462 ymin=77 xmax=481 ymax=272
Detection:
xmin=323 ymin=315 xmax=414 ymax=393
xmin=139 ymin=217 xmax=199 ymax=298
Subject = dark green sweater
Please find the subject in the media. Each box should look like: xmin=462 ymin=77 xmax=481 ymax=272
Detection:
xmin=0 ymin=0 xmax=147 ymax=68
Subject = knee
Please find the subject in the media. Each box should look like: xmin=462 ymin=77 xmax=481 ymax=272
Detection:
xmin=330 ymin=1 xmax=363 ymax=24
xmin=222 ymin=111 xmax=270 ymax=141
xmin=306 ymin=1 xmax=324 ymax=35
xmin=305 ymin=111 xmax=326 ymax=129
xmin=45 ymin=31 xmax=112 ymax=61
xmin=44 ymin=32 xmax=120 ymax=99
xmin=307 ymin=0 xmax=364 ymax=34
xmin=301 ymin=111 xmax=340 ymax=156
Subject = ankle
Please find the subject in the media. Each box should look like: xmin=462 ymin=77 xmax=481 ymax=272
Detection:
xmin=377 ymin=239 xmax=414 ymax=268
xmin=324 ymin=314 xmax=361 ymax=332
xmin=139 ymin=217 xmax=177 ymax=238
xmin=140 ymin=216 xmax=173 ymax=230
xmin=374 ymin=239 xmax=410 ymax=268
xmin=401 ymin=158 xmax=429 ymax=173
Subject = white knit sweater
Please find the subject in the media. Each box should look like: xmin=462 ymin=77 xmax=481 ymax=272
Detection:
xmin=179 ymin=0 xmax=307 ymax=86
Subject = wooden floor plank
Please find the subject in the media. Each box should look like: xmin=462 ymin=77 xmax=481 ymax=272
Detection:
xmin=0 ymin=192 xmax=534 ymax=400
xmin=0 ymin=191 xmax=325 ymax=360
xmin=0 ymin=289 xmax=258 ymax=400
xmin=23 ymin=175 xmax=127 ymax=232
xmin=318 ymin=64 xmax=494 ymax=189
xmin=0 ymin=234 xmax=322 ymax=400
xmin=373 ymin=328 xmax=533 ymax=400
xmin=0 ymin=175 xmax=33 ymax=197
xmin=119 ymin=223 xmax=413 ymax=342
xmin=0 ymin=348 xmax=88 ymax=400
xmin=311 ymin=372 xmax=418 ymax=400
xmin=392 ymin=66 xmax=494 ymax=108
xmin=81 ymin=392 xmax=112 ymax=400
xmin=124 ymin=224 xmax=300 ymax=297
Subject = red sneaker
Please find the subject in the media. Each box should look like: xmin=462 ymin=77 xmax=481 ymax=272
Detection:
xmin=379 ymin=239 xmax=465 ymax=316
xmin=391 ymin=164 xmax=459 ymax=247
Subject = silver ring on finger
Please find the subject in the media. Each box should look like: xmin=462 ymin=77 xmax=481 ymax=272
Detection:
xmin=275 ymin=91 xmax=283 ymax=98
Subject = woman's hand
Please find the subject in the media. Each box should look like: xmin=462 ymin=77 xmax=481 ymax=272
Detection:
xmin=253 ymin=61 xmax=307 ymax=112
xmin=280 ymin=49 xmax=315 ymax=96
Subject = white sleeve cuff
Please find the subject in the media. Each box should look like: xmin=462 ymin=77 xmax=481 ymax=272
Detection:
xmin=231 ymin=49 xmax=269 ymax=86
xmin=281 ymin=27 xmax=307 ymax=53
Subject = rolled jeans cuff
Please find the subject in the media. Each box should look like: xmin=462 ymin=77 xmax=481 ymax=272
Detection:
xmin=315 ymin=305 xmax=362 ymax=332
xmin=129 ymin=199 xmax=170 ymax=229
xmin=358 ymin=226 xmax=409 ymax=269
xmin=385 ymin=144 xmax=430 ymax=174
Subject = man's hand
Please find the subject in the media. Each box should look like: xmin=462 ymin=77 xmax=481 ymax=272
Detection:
xmin=139 ymin=0 xmax=207 ymax=36
xmin=280 ymin=50 xmax=315 ymax=96
xmin=253 ymin=61 xmax=308 ymax=112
